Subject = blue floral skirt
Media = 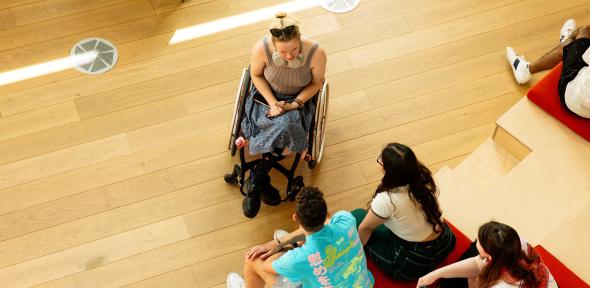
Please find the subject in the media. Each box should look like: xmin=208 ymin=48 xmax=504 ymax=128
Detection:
xmin=241 ymin=86 xmax=315 ymax=155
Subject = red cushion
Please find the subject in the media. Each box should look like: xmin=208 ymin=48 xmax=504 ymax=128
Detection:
xmin=534 ymin=245 xmax=589 ymax=288
xmin=366 ymin=220 xmax=472 ymax=287
xmin=367 ymin=257 xmax=417 ymax=288
xmin=438 ymin=221 xmax=472 ymax=267
xmin=527 ymin=62 xmax=590 ymax=141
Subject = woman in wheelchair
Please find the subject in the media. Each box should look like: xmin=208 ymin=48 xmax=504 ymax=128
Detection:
xmin=239 ymin=11 xmax=327 ymax=218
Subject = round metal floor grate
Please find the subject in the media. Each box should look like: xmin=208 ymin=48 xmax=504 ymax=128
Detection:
xmin=70 ymin=38 xmax=118 ymax=74
xmin=319 ymin=0 xmax=360 ymax=13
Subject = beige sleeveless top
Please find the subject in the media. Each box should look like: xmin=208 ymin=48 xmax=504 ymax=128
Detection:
xmin=263 ymin=37 xmax=319 ymax=95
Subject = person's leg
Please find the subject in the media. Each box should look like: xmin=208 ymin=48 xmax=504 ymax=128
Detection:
xmin=506 ymin=22 xmax=590 ymax=83
xmin=529 ymin=38 xmax=574 ymax=74
xmin=244 ymin=253 xmax=284 ymax=288
xmin=528 ymin=25 xmax=590 ymax=73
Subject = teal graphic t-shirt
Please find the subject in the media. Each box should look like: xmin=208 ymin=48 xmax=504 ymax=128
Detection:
xmin=272 ymin=211 xmax=374 ymax=287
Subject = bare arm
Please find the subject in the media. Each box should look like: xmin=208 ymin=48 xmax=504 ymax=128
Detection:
xmin=247 ymin=212 xmax=335 ymax=261
xmin=416 ymin=256 xmax=483 ymax=287
xmin=357 ymin=209 xmax=387 ymax=246
xmin=246 ymin=226 xmax=306 ymax=261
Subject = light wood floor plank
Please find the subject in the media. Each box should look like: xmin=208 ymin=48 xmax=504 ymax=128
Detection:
xmin=403 ymin=0 xmax=522 ymax=31
xmin=73 ymin=56 xmax=250 ymax=119
xmin=0 ymin=178 xmax=234 ymax=269
xmin=0 ymin=9 xmax=16 ymax=30
xmin=149 ymin=0 xmax=213 ymax=14
xmin=0 ymin=170 xmax=174 ymax=242
xmin=0 ymin=133 xmax=132 ymax=190
xmin=124 ymin=267 xmax=198 ymax=288
xmin=57 ymin=210 xmax=294 ymax=288
xmin=0 ymin=96 xmax=188 ymax=166
xmin=0 ymin=101 xmax=80 ymax=142
xmin=0 ymin=127 xmax=226 ymax=217
xmin=0 ymin=0 xmax=43 ymax=10
xmin=0 ymin=216 xmax=191 ymax=288
xmin=0 ymin=0 xmax=154 ymax=56
xmin=9 ymin=0 xmax=131 ymax=27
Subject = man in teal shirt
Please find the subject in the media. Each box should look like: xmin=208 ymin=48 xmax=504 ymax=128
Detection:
xmin=227 ymin=186 xmax=374 ymax=287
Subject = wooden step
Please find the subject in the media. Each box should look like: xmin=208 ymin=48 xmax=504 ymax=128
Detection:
xmin=435 ymin=137 xmax=520 ymax=237
xmin=452 ymin=138 xmax=519 ymax=194
xmin=541 ymin=204 xmax=590 ymax=283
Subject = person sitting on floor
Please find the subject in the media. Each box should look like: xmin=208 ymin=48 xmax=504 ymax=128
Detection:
xmin=417 ymin=221 xmax=558 ymax=288
xmin=227 ymin=186 xmax=374 ymax=288
xmin=351 ymin=143 xmax=456 ymax=280
xmin=507 ymin=18 xmax=590 ymax=118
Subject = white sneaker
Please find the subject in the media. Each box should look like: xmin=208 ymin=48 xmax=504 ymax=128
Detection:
xmin=227 ymin=272 xmax=245 ymax=288
xmin=274 ymin=229 xmax=289 ymax=241
xmin=506 ymin=47 xmax=531 ymax=84
xmin=560 ymin=19 xmax=576 ymax=43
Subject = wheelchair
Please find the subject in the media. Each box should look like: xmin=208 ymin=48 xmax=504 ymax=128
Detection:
xmin=224 ymin=67 xmax=329 ymax=204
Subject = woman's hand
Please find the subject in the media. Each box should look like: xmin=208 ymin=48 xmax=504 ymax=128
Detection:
xmin=275 ymin=101 xmax=299 ymax=112
xmin=246 ymin=240 xmax=281 ymax=260
xmin=416 ymin=271 xmax=439 ymax=287
xmin=267 ymin=104 xmax=285 ymax=117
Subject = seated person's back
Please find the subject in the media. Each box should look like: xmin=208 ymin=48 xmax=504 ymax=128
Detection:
xmin=228 ymin=186 xmax=373 ymax=288
xmin=273 ymin=210 xmax=374 ymax=287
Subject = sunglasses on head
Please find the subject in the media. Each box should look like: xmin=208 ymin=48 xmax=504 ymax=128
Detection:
xmin=270 ymin=25 xmax=296 ymax=38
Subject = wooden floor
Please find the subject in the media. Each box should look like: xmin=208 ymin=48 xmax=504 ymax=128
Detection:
xmin=0 ymin=0 xmax=588 ymax=287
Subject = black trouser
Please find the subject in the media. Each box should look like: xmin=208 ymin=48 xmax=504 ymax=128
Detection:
xmin=558 ymin=38 xmax=590 ymax=114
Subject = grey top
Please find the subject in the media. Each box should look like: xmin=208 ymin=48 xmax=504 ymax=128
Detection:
xmin=263 ymin=37 xmax=319 ymax=95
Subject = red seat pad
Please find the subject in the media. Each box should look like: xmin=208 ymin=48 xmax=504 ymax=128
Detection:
xmin=527 ymin=62 xmax=590 ymax=141
xmin=438 ymin=221 xmax=472 ymax=267
xmin=366 ymin=220 xmax=472 ymax=287
xmin=366 ymin=257 xmax=417 ymax=288
xmin=534 ymin=245 xmax=589 ymax=288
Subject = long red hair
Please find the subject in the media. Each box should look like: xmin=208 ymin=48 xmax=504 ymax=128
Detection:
xmin=478 ymin=221 xmax=549 ymax=288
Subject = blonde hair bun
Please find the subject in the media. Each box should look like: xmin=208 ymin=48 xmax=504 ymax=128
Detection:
xmin=275 ymin=11 xmax=287 ymax=18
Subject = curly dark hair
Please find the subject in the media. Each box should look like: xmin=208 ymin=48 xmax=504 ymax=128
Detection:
xmin=371 ymin=143 xmax=444 ymax=233
xmin=295 ymin=186 xmax=327 ymax=232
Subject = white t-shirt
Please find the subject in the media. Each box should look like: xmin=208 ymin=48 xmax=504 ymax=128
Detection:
xmin=564 ymin=48 xmax=590 ymax=118
xmin=370 ymin=185 xmax=436 ymax=242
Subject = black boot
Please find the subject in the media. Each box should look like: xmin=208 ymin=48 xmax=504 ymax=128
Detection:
xmin=242 ymin=177 xmax=261 ymax=218
xmin=259 ymin=174 xmax=281 ymax=206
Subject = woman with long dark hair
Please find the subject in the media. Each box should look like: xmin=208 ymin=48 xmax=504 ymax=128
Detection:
xmin=417 ymin=221 xmax=557 ymax=288
xmin=351 ymin=143 xmax=456 ymax=280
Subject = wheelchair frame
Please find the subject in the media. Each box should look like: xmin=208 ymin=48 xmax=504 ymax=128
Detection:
xmin=224 ymin=67 xmax=329 ymax=201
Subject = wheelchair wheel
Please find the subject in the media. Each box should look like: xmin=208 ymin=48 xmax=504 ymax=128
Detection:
xmin=228 ymin=68 xmax=251 ymax=156
xmin=308 ymin=81 xmax=329 ymax=169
